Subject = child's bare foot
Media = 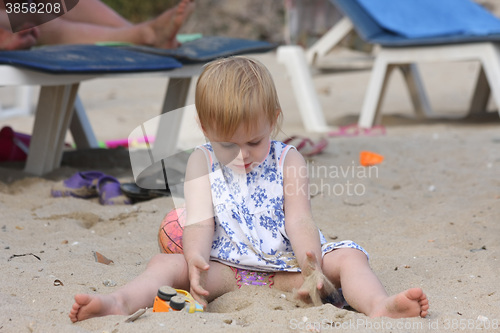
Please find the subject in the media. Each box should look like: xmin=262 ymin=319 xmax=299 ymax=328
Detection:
xmin=142 ymin=0 xmax=195 ymax=49
xmin=69 ymin=293 xmax=128 ymax=322
xmin=370 ymin=288 xmax=429 ymax=318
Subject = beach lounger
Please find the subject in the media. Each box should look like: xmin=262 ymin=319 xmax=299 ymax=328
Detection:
xmin=330 ymin=0 xmax=500 ymax=127
xmin=0 ymin=37 xmax=275 ymax=175
xmin=276 ymin=45 xmax=330 ymax=133
xmin=0 ymin=44 xmax=184 ymax=175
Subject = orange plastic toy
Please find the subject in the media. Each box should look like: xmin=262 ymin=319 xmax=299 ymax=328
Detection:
xmin=360 ymin=151 xmax=384 ymax=166
xmin=153 ymin=286 xmax=203 ymax=313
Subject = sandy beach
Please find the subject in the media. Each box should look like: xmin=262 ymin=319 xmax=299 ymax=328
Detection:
xmin=1 ymin=50 xmax=499 ymax=332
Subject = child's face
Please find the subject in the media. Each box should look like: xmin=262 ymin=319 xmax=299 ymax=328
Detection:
xmin=206 ymin=117 xmax=273 ymax=173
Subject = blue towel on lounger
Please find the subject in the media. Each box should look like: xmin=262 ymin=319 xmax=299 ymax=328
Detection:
xmin=120 ymin=36 xmax=276 ymax=63
xmin=357 ymin=0 xmax=500 ymax=38
xmin=0 ymin=44 xmax=182 ymax=74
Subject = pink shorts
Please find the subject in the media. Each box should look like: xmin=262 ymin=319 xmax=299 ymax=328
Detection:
xmin=229 ymin=267 xmax=348 ymax=308
xmin=230 ymin=267 xmax=275 ymax=288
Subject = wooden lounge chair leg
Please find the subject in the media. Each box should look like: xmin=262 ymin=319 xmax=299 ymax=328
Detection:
xmin=25 ymin=83 xmax=79 ymax=175
xmin=468 ymin=65 xmax=491 ymax=116
xmin=399 ymin=63 xmax=433 ymax=118
xmin=358 ymin=54 xmax=393 ymax=128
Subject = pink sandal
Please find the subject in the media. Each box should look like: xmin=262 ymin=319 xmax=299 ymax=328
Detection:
xmin=283 ymin=136 xmax=328 ymax=157
xmin=328 ymin=123 xmax=386 ymax=137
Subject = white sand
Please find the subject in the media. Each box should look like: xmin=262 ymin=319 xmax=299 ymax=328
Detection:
xmin=1 ymin=52 xmax=499 ymax=332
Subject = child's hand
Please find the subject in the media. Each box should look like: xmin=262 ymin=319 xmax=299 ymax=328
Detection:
xmin=296 ymin=251 xmax=324 ymax=303
xmin=296 ymin=251 xmax=341 ymax=306
xmin=187 ymin=254 xmax=210 ymax=307
xmin=303 ymin=251 xmax=324 ymax=289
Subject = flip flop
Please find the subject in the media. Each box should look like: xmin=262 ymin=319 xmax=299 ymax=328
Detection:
xmin=120 ymin=182 xmax=170 ymax=202
xmin=328 ymin=123 xmax=386 ymax=137
xmin=51 ymin=171 xmax=104 ymax=198
xmin=97 ymin=176 xmax=132 ymax=205
xmin=283 ymin=136 xmax=328 ymax=157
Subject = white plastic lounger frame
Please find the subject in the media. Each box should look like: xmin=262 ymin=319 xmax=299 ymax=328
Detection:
xmin=277 ymin=45 xmax=330 ymax=133
xmin=0 ymin=86 xmax=35 ymax=119
xmin=0 ymin=64 xmax=201 ymax=175
xmin=306 ymin=16 xmax=354 ymax=66
xmin=358 ymin=42 xmax=500 ymax=128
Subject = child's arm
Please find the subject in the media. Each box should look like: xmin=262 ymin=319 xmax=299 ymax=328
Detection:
xmin=182 ymin=149 xmax=215 ymax=305
xmin=283 ymin=149 xmax=324 ymax=288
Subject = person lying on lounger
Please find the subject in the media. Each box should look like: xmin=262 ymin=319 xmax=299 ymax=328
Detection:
xmin=0 ymin=0 xmax=194 ymax=50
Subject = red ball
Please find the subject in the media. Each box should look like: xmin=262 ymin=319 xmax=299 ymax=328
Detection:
xmin=158 ymin=208 xmax=185 ymax=254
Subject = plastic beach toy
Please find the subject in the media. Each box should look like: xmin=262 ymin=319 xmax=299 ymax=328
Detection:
xmin=360 ymin=151 xmax=384 ymax=166
xmin=153 ymin=286 xmax=204 ymax=313
xmin=158 ymin=208 xmax=185 ymax=254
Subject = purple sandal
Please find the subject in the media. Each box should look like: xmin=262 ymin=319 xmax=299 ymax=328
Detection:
xmin=51 ymin=171 xmax=104 ymax=198
xmin=97 ymin=175 xmax=131 ymax=205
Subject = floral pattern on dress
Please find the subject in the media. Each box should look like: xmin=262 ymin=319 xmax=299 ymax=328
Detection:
xmin=196 ymin=141 xmax=368 ymax=272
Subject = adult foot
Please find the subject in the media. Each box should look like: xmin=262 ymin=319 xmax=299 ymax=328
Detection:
xmin=370 ymin=288 xmax=429 ymax=318
xmin=0 ymin=26 xmax=38 ymax=50
xmin=69 ymin=294 xmax=128 ymax=322
xmin=143 ymin=0 xmax=195 ymax=49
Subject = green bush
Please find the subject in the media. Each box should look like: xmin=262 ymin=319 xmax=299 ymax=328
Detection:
xmin=101 ymin=0 xmax=178 ymax=22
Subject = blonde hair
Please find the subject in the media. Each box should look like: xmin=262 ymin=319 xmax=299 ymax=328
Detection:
xmin=195 ymin=56 xmax=282 ymax=139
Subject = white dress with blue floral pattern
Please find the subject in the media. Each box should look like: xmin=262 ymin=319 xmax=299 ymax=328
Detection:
xmin=197 ymin=140 xmax=368 ymax=272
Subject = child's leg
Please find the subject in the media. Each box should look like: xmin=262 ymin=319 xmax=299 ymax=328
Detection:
xmin=322 ymin=248 xmax=429 ymax=318
xmin=69 ymin=253 xmax=188 ymax=322
xmin=69 ymin=254 xmax=236 ymax=322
